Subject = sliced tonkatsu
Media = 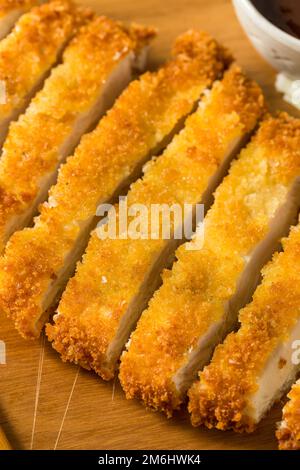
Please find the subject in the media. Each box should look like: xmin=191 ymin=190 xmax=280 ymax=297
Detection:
xmin=0 ymin=0 xmax=90 ymax=146
xmin=188 ymin=219 xmax=300 ymax=432
xmin=120 ymin=113 xmax=300 ymax=416
xmin=0 ymin=30 xmax=229 ymax=339
xmin=0 ymin=15 xmax=155 ymax=253
xmin=47 ymin=66 xmax=264 ymax=380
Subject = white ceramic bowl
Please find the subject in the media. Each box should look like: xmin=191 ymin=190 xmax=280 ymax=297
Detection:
xmin=232 ymin=0 xmax=300 ymax=79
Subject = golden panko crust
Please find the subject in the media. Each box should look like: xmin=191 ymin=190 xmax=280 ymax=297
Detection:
xmin=0 ymin=15 xmax=153 ymax=255
xmin=3 ymin=30 xmax=229 ymax=339
xmin=277 ymin=379 xmax=300 ymax=450
xmin=47 ymin=66 xmax=264 ymax=381
xmin=118 ymin=112 xmax=300 ymax=417
xmin=188 ymin=221 xmax=300 ymax=432
xmin=122 ymin=22 xmax=157 ymax=52
xmin=0 ymin=0 xmax=38 ymax=16
xmin=0 ymin=0 xmax=90 ymax=120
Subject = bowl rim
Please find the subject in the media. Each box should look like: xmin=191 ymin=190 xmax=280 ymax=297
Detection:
xmin=234 ymin=0 xmax=300 ymax=49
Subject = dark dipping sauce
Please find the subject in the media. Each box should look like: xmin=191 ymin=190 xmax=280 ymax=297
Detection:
xmin=251 ymin=0 xmax=300 ymax=39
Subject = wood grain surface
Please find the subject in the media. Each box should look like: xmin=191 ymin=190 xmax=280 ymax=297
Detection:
xmin=1 ymin=0 xmax=299 ymax=450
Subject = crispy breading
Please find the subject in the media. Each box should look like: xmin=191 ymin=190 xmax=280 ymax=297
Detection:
xmin=119 ymin=113 xmax=300 ymax=416
xmin=0 ymin=0 xmax=90 ymax=143
xmin=47 ymin=65 xmax=264 ymax=380
xmin=188 ymin=220 xmax=300 ymax=432
xmin=0 ymin=0 xmax=37 ymax=14
xmin=277 ymin=379 xmax=300 ymax=450
xmin=0 ymin=15 xmax=155 ymax=254
xmin=0 ymin=1 xmax=38 ymax=20
xmin=0 ymin=1 xmax=40 ymax=39
xmin=0 ymin=30 xmax=229 ymax=339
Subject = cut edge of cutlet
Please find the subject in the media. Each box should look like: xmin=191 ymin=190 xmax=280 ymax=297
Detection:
xmin=188 ymin=219 xmax=300 ymax=433
xmin=277 ymin=379 xmax=300 ymax=450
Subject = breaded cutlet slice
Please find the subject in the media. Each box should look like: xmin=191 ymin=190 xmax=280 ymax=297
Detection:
xmin=0 ymin=0 xmax=90 ymax=146
xmin=47 ymin=65 xmax=264 ymax=380
xmin=0 ymin=30 xmax=230 ymax=339
xmin=0 ymin=0 xmax=40 ymax=39
xmin=188 ymin=221 xmax=300 ymax=432
xmin=0 ymin=16 xmax=155 ymax=253
xmin=277 ymin=379 xmax=300 ymax=450
xmin=120 ymin=113 xmax=300 ymax=417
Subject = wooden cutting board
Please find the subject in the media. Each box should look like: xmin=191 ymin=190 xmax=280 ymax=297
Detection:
xmin=1 ymin=0 xmax=299 ymax=451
